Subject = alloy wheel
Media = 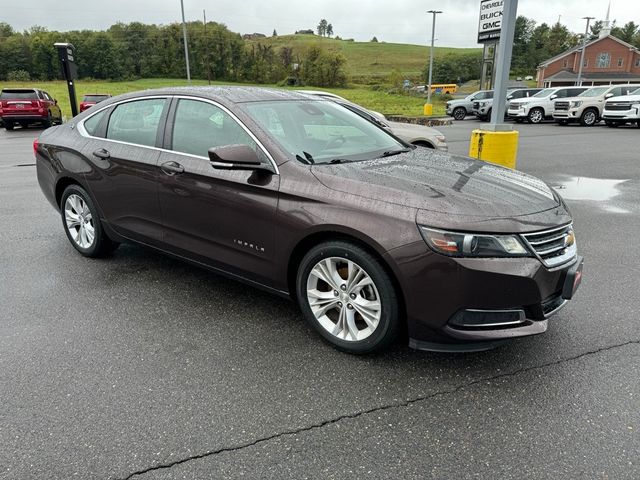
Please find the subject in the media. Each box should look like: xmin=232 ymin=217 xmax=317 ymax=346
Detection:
xmin=64 ymin=194 xmax=95 ymax=249
xmin=582 ymin=110 xmax=597 ymax=126
xmin=453 ymin=108 xmax=466 ymax=121
xmin=306 ymin=257 xmax=382 ymax=342
xmin=529 ymin=108 xmax=543 ymax=124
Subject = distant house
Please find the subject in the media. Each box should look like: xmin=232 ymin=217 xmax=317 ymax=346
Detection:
xmin=295 ymin=29 xmax=315 ymax=35
xmin=242 ymin=33 xmax=266 ymax=40
xmin=537 ymin=35 xmax=640 ymax=87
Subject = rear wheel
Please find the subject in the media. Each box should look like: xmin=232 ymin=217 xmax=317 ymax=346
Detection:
xmin=580 ymin=109 xmax=598 ymax=126
xmin=4 ymin=122 xmax=14 ymax=131
xmin=296 ymin=241 xmax=400 ymax=354
xmin=527 ymin=107 xmax=544 ymax=124
xmin=43 ymin=112 xmax=52 ymax=128
xmin=452 ymin=107 xmax=466 ymax=121
xmin=60 ymin=185 xmax=118 ymax=258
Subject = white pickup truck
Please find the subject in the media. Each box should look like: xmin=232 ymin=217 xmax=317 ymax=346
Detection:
xmin=601 ymin=87 xmax=640 ymax=128
xmin=507 ymin=86 xmax=588 ymax=124
xmin=553 ymin=84 xmax=640 ymax=126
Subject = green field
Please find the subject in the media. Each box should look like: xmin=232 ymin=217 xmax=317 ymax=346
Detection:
xmin=2 ymin=78 xmax=447 ymax=120
xmin=250 ymin=35 xmax=480 ymax=81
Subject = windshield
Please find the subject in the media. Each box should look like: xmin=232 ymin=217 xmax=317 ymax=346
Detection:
xmin=533 ymin=88 xmax=555 ymax=98
xmin=631 ymin=87 xmax=640 ymax=95
xmin=579 ymin=87 xmax=609 ymax=97
xmin=243 ymin=100 xmax=404 ymax=165
xmin=0 ymin=89 xmax=38 ymax=100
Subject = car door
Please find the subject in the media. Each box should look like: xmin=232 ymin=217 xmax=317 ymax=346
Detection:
xmin=156 ymin=97 xmax=280 ymax=284
xmin=79 ymin=97 xmax=169 ymax=245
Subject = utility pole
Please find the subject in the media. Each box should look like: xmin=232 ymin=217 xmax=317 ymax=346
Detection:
xmin=204 ymin=9 xmax=211 ymax=85
xmin=426 ymin=10 xmax=442 ymax=108
xmin=180 ymin=0 xmax=191 ymax=83
xmin=576 ymin=16 xmax=594 ymax=86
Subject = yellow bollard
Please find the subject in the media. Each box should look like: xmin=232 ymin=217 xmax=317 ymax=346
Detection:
xmin=468 ymin=129 xmax=519 ymax=169
xmin=423 ymin=103 xmax=433 ymax=116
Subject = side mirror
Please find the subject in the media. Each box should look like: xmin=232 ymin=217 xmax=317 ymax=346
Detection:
xmin=550 ymin=94 xmax=558 ymax=100
xmin=507 ymin=95 xmax=513 ymax=100
xmin=208 ymin=144 xmax=266 ymax=171
xmin=604 ymin=93 xmax=614 ymax=99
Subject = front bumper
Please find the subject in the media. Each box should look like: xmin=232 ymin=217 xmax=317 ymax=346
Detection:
xmin=507 ymin=108 xmax=528 ymax=118
xmin=602 ymin=110 xmax=639 ymax=121
xmin=385 ymin=242 xmax=583 ymax=351
xmin=552 ymin=108 xmax=580 ymax=120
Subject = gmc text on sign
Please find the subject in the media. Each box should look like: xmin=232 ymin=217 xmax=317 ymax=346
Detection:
xmin=478 ymin=0 xmax=504 ymax=43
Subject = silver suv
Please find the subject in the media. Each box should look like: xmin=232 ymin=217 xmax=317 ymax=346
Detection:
xmin=553 ymin=84 xmax=640 ymax=126
xmin=445 ymin=90 xmax=493 ymax=121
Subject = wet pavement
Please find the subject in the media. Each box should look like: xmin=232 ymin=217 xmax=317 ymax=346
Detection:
xmin=1 ymin=120 xmax=639 ymax=480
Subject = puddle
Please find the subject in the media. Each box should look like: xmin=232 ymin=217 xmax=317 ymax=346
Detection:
xmin=554 ymin=177 xmax=630 ymax=213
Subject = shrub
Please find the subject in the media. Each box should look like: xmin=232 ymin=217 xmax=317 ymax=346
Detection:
xmin=6 ymin=69 xmax=30 ymax=81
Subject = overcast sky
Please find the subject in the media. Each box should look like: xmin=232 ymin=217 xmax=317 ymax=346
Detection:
xmin=4 ymin=0 xmax=637 ymax=48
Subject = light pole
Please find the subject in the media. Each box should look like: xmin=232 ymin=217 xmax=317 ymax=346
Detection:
xmin=426 ymin=10 xmax=442 ymax=107
xmin=576 ymin=16 xmax=594 ymax=86
xmin=180 ymin=0 xmax=191 ymax=83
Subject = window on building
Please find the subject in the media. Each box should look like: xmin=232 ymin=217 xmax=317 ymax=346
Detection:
xmin=563 ymin=59 xmax=568 ymax=68
xmin=617 ymin=58 xmax=624 ymax=67
xmin=583 ymin=58 xmax=588 ymax=67
xmin=635 ymin=58 xmax=640 ymax=67
xmin=596 ymin=52 xmax=611 ymax=68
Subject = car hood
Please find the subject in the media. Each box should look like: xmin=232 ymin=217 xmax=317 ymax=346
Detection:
xmin=311 ymin=149 xmax=564 ymax=227
xmin=607 ymin=94 xmax=640 ymax=102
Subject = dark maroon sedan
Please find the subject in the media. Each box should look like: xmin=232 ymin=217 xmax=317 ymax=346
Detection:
xmin=35 ymin=87 xmax=582 ymax=354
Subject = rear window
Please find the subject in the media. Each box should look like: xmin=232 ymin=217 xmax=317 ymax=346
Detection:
xmin=83 ymin=95 xmax=110 ymax=102
xmin=0 ymin=89 xmax=38 ymax=100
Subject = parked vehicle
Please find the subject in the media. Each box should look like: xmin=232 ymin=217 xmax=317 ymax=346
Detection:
xmin=472 ymin=88 xmax=543 ymax=121
xmin=35 ymin=87 xmax=582 ymax=354
xmin=507 ymin=86 xmax=588 ymax=124
xmin=602 ymin=87 xmax=640 ymax=128
xmin=446 ymin=90 xmax=493 ymax=121
xmin=553 ymin=85 xmax=640 ymax=126
xmin=525 ymin=75 xmax=534 ymax=81
xmin=299 ymin=90 xmax=447 ymax=151
xmin=0 ymin=88 xmax=63 ymax=130
xmin=79 ymin=94 xmax=112 ymax=112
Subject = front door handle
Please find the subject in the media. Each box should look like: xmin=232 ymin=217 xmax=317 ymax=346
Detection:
xmin=93 ymin=148 xmax=110 ymax=159
xmin=160 ymin=161 xmax=185 ymax=175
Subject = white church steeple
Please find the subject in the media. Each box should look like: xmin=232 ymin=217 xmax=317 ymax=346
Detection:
xmin=600 ymin=1 xmax=612 ymax=38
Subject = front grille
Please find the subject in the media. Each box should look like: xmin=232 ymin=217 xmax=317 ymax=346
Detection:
xmin=554 ymin=101 xmax=569 ymax=111
xmin=520 ymin=224 xmax=576 ymax=268
xmin=605 ymin=102 xmax=632 ymax=111
xmin=509 ymin=102 xmax=521 ymax=109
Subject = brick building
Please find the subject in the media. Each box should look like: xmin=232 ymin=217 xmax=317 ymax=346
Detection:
xmin=536 ymin=35 xmax=640 ymax=87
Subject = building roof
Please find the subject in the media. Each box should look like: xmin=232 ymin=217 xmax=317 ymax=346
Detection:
xmin=538 ymin=35 xmax=640 ymax=68
xmin=544 ymin=70 xmax=640 ymax=81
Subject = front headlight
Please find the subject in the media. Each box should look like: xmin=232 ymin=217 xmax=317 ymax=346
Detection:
xmin=570 ymin=101 xmax=583 ymax=108
xmin=419 ymin=226 xmax=530 ymax=257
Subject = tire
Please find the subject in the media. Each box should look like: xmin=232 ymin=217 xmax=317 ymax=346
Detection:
xmin=580 ymin=109 xmax=598 ymax=126
xmin=43 ymin=112 xmax=52 ymax=128
xmin=527 ymin=107 xmax=544 ymax=124
xmin=4 ymin=122 xmax=14 ymax=131
xmin=296 ymin=241 xmax=400 ymax=354
xmin=556 ymin=120 xmax=568 ymax=126
xmin=605 ymin=120 xmax=619 ymax=128
xmin=452 ymin=107 xmax=466 ymax=121
xmin=483 ymin=109 xmax=492 ymax=122
xmin=60 ymin=184 xmax=117 ymax=258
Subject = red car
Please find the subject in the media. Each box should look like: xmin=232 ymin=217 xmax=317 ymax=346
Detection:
xmin=0 ymin=88 xmax=63 ymax=130
xmin=79 ymin=94 xmax=111 ymax=112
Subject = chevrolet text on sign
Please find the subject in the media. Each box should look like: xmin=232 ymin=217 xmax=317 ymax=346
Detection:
xmin=478 ymin=0 xmax=504 ymax=43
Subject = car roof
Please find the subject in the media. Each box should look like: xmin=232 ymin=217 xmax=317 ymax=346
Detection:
xmin=107 ymin=86 xmax=314 ymax=105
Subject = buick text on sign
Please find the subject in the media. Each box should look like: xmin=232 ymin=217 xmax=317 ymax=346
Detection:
xmin=478 ymin=0 xmax=503 ymax=43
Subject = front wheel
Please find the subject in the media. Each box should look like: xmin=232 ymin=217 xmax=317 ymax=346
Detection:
xmin=580 ymin=109 xmax=598 ymax=126
xmin=60 ymin=185 xmax=118 ymax=257
xmin=452 ymin=107 xmax=466 ymax=121
xmin=296 ymin=241 xmax=400 ymax=354
xmin=527 ymin=108 xmax=544 ymax=124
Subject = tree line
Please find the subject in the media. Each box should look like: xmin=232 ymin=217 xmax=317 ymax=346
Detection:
xmin=0 ymin=21 xmax=347 ymax=87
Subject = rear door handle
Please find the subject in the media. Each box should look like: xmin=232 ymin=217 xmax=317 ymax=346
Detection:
xmin=160 ymin=161 xmax=184 ymax=175
xmin=93 ymin=148 xmax=110 ymax=159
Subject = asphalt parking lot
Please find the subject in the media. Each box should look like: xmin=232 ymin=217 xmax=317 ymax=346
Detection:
xmin=1 ymin=119 xmax=639 ymax=480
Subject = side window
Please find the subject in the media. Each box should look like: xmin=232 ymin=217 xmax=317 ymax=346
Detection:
xmin=171 ymin=99 xmax=260 ymax=158
xmin=609 ymin=87 xmax=622 ymax=96
xmin=106 ymin=98 xmax=166 ymax=147
xmin=84 ymin=108 xmax=109 ymax=137
xmin=555 ymin=90 xmax=567 ymax=98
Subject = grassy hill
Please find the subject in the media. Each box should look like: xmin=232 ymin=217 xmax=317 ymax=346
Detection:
xmin=248 ymin=34 xmax=480 ymax=83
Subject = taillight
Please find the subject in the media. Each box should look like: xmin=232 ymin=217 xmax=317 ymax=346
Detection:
xmin=38 ymin=100 xmax=45 ymax=113
xmin=33 ymin=138 xmax=39 ymax=158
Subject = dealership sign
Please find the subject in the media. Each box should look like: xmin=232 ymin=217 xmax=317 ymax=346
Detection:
xmin=478 ymin=0 xmax=504 ymax=43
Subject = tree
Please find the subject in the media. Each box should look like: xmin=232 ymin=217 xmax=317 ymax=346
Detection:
xmin=317 ymin=19 xmax=328 ymax=37
xmin=370 ymin=36 xmax=378 ymax=43
xmin=272 ymin=29 xmax=277 ymax=37
xmin=326 ymin=24 xmax=333 ymax=37
xmin=512 ymin=16 xmax=536 ymax=72
xmin=590 ymin=20 xmax=603 ymax=39
xmin=611 ymin=21 xmax=638 ymax=43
